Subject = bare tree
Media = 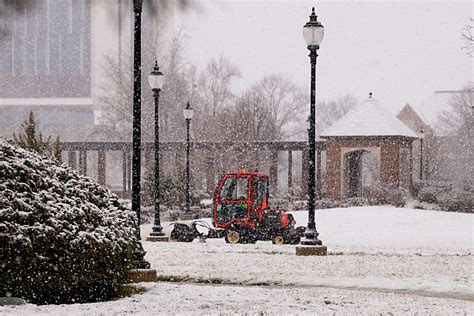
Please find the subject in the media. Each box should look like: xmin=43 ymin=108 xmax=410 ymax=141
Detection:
xmin=92 ymin=30 xmax=193 ymax=143
xmin=248 ymin=75 xmax=308 ymax=140
xmin=92 ymin=54 xmax=134 ymax=141
xmin=317 ymin=94 xmax=358 ymax=135
xmin=427 ymin=84 xmax=473 ymax=184
xmin=226 ymin=89 xmax=278 ymax=142
xmin=207 ymin=88 xmax=279 ymax=173
xmin=198 ymin=56 xmax=241 ymax=117
xmin=192 ymin=56 xmax=241 ymax=142
xmin=438 ymin=83 xmax=474 ymax=135
xmin=461 ymin=18 xmax=474 ymax=57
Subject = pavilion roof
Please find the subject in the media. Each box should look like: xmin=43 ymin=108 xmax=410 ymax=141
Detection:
xmin=321 ymin=95 xmax=418 ymax=138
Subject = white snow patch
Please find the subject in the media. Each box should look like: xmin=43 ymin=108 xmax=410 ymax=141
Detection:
xmin=321 ymin=96 xmax=419 ymax=138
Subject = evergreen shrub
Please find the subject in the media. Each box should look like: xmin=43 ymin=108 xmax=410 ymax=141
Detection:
xmin=0 ymin=141 xmax=137 ymax=304
xmin=413 ymin=180 xmax=473 ymax=213
xmin=437 ymin=190 xmax=473 ymax=213
xmin=142 ymin=168 xmax=184 ymax=207
xmin=361 ymin=185 xmax=408 ymax=207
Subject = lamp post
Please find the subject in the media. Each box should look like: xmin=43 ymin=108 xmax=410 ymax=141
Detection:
xmin=148 ymin=61 xmax=165 ymax=238
xmin=183 ymin=102 xmax=194 ymax=213
xmin=131 ymin=0 xmax=150 ymax=269
xmin=419 ymin=128 xmax=424 ymax=180
xmin=301 ymin=7 xmax=324 ymax=246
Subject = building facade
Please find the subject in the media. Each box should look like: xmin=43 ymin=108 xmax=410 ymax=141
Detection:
xmin=321 ymin=95 xmax=418 ymax=199
xmin=0 ymin=0 xmax=173 ymax=141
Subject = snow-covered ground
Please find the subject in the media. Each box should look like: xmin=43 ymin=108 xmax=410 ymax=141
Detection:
xmin=2 ymin=206 xmax=473 ymax=315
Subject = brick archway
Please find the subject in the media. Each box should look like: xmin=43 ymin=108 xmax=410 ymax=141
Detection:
xmin=324 ymin=137 xmax=414 ymax=200
xmin=341 ymin=147 xmax=380 ymax=198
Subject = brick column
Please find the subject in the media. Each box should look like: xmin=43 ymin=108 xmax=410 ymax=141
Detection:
xmin=301 ymin=148 xmax=309 ymax=197
xmin=78 ymin=151 xmax=87 ymax=176
xmin=316 ymin=147 xmax=322 ymax=199
xmin=122 ymin=150 xmax=128 ymax=192
xmin=144 ymin=150 xmax=153 ymax=171
xmin=97 ymin=151 xmax=106 ymax=186
xmin=287 ymin=151 xmax=293 ymax=189
xmin=126 ymin=150 xmax=132 ymax=191
xmin=381 ymin=143 xmax=400 ymax=187
xmin=269 ymin=151 xmax=278 ymax=190
xmin=409 ymin=142 xmax=414 ymax=193
xmin=68 ymin=151 xmax=77 ymax=170
xmin=206 ymin=155 xmax=215 ymax=194
xmin=325 ymin=140 xmax=342 ymax=200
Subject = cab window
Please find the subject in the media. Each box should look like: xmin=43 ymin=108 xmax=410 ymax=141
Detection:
xmin=219 ymin=177 xmax=248 ymax=201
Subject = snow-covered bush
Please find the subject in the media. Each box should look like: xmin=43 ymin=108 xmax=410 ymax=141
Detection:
xmin=413 ymin=180 xmax=473 ymax=213
xmin=361 ymin=185 xmax=408 ymax=207
xmin=341 ymin=197 xmax=371 ymax=207
xmin=437 ymin=190 xmax=473 ymax=213
xmin=413 ymin=180 xmax=452 ymax=204
xmin=141 ymin=168 xmax=184 ymax=207
xmin=0 ymin=141 xmax=137 ymax=304
xmin=314 ymin=198 xmax=340 ymax=209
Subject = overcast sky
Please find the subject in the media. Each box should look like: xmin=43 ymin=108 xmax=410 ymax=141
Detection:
xmin=175 ymin=0 xmax=472 ymax=113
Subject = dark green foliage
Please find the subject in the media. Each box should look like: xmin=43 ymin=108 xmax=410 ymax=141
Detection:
xmin=13 ymin=111 xmax=51 ymax=155
xmin=13 ymin=111 xmax=63 ymax=163
xmin=0 ymin=141 xmax=137 ymax=305
xmin=53 ymin=134 xmax=62 ymax=163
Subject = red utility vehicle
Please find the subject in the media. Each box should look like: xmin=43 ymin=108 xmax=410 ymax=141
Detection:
xmin=212 ymin=170 xmax=302 ymax=244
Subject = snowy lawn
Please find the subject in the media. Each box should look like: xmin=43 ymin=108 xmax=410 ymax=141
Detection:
xmin=2 ymin=206 xmax=473 ymax=315
xmin=141 ymin=206 xmax=473 ymax=294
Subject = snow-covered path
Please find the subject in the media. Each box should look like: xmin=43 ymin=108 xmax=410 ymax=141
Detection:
xmin=2 ymin=206 xmax=473 ymax=315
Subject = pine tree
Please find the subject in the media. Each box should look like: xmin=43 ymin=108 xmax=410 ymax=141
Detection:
xmin=54 ymin=134 xmax=62 ymax=163
xmin=13 ymin=111 xmax=51 ymax=155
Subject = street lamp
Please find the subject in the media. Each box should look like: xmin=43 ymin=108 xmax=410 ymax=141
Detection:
xmin=419 ymin=128 xmax=424 ymax=180
xmin=148 ymin=61 xmax=165 ymax=237
xmin=183 ymin=102 xmax=194 ymax=213
xmin=301 ymin=7 xmax=324 ymax=246
xmin=131 ymin=0 xmax=150 ymax=269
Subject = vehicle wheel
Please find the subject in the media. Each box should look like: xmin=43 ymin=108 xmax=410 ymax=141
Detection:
xmin=272 ymin=235 xmax=285 ymax=245
xmin=225 ymin=229 xmax=241 ymax=244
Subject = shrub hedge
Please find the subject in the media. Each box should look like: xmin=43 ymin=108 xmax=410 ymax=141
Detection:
xmin=0 ymin=141 xmax=137 ymax=304
xmin=413 ymin=180 xmax=473 ymax=213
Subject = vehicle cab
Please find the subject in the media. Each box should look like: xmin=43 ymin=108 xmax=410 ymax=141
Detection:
xmin=212 ymin=170 xmax=269 ymax=229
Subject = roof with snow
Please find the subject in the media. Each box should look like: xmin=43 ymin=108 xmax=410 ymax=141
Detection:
xmin=413 ymin=91 xmax=456 ymax=128
xmin=321 ymin=94 xmax=418 ymax=138
xmin=410 ymin=90 xmax=472 ymax=136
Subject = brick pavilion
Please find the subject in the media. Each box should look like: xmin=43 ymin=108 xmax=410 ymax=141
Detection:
xmin=321 ymin=93 xmax=419 ymax=200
